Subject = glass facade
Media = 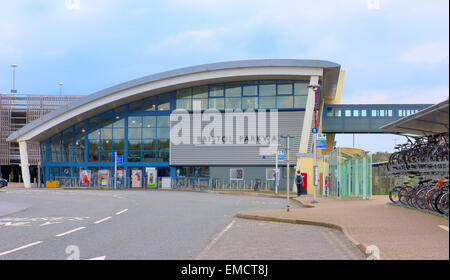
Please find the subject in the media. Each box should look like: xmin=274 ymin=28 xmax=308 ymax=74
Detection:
xmin=40 ymin=79 xmax=310 ymax=187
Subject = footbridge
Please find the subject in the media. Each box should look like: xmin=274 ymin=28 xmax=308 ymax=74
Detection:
xmin=322 ymin=104 xmax=432 ymax=133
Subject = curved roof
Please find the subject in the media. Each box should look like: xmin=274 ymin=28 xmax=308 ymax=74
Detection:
xmin=380 ymin=99 xmax=449 ymax=136
xmin=8 ymin=59 xmax=340 ymax=142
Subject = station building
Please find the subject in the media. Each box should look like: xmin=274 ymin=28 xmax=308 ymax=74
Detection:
xmin=7 ymin=59 xmax=344 ymax=194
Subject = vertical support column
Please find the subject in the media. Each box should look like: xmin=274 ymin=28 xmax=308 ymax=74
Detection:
xmin=297 ymin=76 xmax=320 ymax=196
xmin=298 ymin=76 xmax=320 ymax=154
xmin=363 ymin=156 xmax=367 ymax=200
xmin=355 ymin=158 xmax=359 ymax=197
xmin=19 ymin=141 xmax=32 ymax=188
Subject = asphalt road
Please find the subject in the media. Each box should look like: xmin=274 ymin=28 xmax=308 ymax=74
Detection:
xmin=0 ymin=189 xmax=363 ymax=260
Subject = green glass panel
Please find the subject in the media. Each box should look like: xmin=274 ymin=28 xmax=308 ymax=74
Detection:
xmin=259 ymin=97 xmax=275 ymax=108
xmin=225 ymin=98 xmax=241 ymax=109
xmin=209 ymin=85 xmax=224 ymax=97
xmin=209 ymin=98 xmax=224 ymax=110
xmin=259 ymin=81 xmax=276 ymax=96
xmin=294 ymin=82 xmax=309 ymax=95
xmin=193 ymin=86 xmax=208 ymax=98
xmin=277 ymin=96 xmax=293 ymax=108
xmin=294 ymin=95 xmax=307 ymax=108
xmin=242 ymin=97 xmax=258 ymax=109
xmin=225 ymin=83 xmax=241 ymax=97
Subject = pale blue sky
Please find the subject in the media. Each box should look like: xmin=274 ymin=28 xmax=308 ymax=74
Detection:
xmin=0 ymin=0 xmax=448 ymax=152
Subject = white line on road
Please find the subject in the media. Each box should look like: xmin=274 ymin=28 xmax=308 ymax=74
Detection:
xmin=195 ymin=219 xmax=236 ymax=260
xmin=0 ymin=241 xmax=44 ymax=257
xmin=115 ymin=209 xmax=128 ymax=215
xmin=87 ymin=256 xmax=106 ymax=260
xmin=56 ymin=227 xmax=86 ymax=237
xmin=438 ymin=225 xmax=449 ymax=232
xmin=94 ymin=216 xmax=112 ymax=224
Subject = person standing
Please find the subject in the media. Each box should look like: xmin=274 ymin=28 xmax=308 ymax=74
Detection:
xmin=295 ymin=171 xmax=303 ymax=196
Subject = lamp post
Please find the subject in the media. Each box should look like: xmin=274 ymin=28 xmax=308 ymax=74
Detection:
xmin=280 ymin=135 xmax=292 ymax=212
xmin=308 ymin=84 xmax=321 ymax=203
xmin=11 ymin=64 xmax=17 ymax=94
xmin=59 ymin=82 xmax=64 ymax=95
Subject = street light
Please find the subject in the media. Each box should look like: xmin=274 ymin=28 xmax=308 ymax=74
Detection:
xmin=308 ymin=84 xmax=321 ymax=203
xmin=59 ymin=82 xmax=64 ymax=95
xmin=11 ymin=64 xmax=17 ymax=94
xmin=280 ymin=135 xmax=293 ymax=212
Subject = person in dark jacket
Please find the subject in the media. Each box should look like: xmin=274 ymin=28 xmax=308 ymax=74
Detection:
xmin=295 ymin=171 xmax=303 ymax=196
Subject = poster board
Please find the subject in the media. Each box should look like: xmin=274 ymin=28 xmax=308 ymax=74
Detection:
xmin=161 ymin=177 xmax=171 ymax=189
xmin=117 ymin=170 xmax=125 ymax=187
xmin=79 ymin=170 xmax=91 ymax=187
xmin=98 ymin=169 xmax=109 ymax=187
xmin=131 ymin=169 xmax=142 ymax=188
xmin=145 ymin=167 xmax=157 ymax=188
xmin=230 ymin=168 xmax=244 ymax=180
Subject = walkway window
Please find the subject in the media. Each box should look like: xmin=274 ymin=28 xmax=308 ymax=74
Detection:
xmin=361 ymin=109 xmax=367 ymax=117
xmin=371 ymin=110 xmax=377 ymax=117
xmin=335 ymin=109 xmax=341 ymax=117
xmin=353 ymin=109 xmax=359 ymax=117
xmin=345 ymin=109 xmax=351 ymax=117
xmin=326 ymin=107 xmax=333 ymax=117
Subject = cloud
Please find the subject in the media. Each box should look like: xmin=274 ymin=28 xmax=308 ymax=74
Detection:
xmin=401 ymin=43 xmax=449 ymax=65
xmin=148 ymin=27 xmax=230 ymax=53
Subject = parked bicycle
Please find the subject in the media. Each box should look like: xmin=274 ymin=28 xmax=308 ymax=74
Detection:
xmin=389 ymin=177 xmax=449 ymax=216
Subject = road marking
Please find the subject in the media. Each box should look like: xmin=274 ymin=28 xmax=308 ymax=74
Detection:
xmin=40 ymin=221 xmax=62 ymax=227
xmin=438 ymin=225 xmax=449 ymax=232
xmin=115 ymin=209 xmax=128 ymax=215
xmin=94 ymin=216 xmax=112 ymax=224
xmin=327 ymin=230 xmax=359 ymax=260
xmin=87 ymin=256 xmax=106 ymax=260
xmin=195 ymin=219 xmax=236 ymax=260
xmin=56 ymin=227 xmax=86 ymax=237
xmin=320 ymin=231 xmax=347 ymax=260
xmin=0 ymin=241 xmax=44 ymax=257
xmin=269 ymin=221 xmax=284 ymax=225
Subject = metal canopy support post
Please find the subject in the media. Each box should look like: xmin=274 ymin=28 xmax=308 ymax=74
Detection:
xmin=286 ymin=136 xmax=290 ymax=212
xmin=114 ymin=152 xmax=117 ymax=189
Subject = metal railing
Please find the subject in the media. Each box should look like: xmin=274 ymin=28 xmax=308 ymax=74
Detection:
xmin=171 ymin=177 xmax=275 ymax=191
xmin=53 ymin=176 xmax=277 ymax=191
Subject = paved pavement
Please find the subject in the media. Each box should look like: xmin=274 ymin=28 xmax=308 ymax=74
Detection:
xmin=238 ymin=195 xmax=449 ymax=260
xmin=197 ymin=218 xmax=364 ymax=260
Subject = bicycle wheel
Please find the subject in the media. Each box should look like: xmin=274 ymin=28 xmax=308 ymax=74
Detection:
xmin=399 ymin=187 xmax=413 ymax=206
xmin=414 ymin=188 xmax=428 ymax=209
xmin=436 ymin=192 xmax=449 ymax=216
xmin=389 ymin=187 xmax=402 ymax=203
